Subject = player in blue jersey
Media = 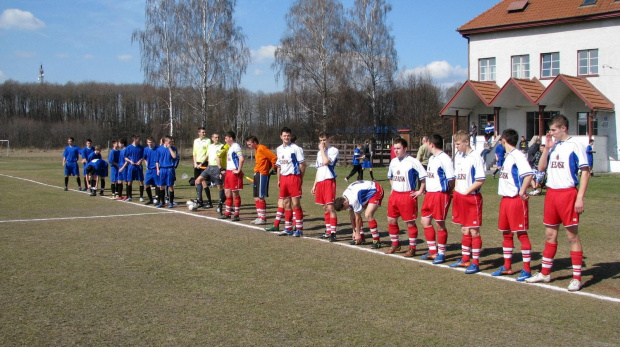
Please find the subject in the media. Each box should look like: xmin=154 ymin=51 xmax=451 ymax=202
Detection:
xmin=344 ymin=143 xmax=363 ymax=182
xmin=116 ymin=138 xmax=128 ymax=200
xmin=62 ymin=137 xmax=82 ymax=191
xmin=156 ymin=135 xmax=178 ymax=208
xmin=142 ymin=137 xmax=160 ymax=205
xmin=89 ymin=146 xmax=106 ymax=195
xmin=123 ymin=135 xmax=145 ymax=202
xmin=108 ymin=140 xmax=120 ymax=198
xmin=80 ymin=139 xmax=94 ymax=191
xmin=85 ymin=157 xmax=108 ymax=196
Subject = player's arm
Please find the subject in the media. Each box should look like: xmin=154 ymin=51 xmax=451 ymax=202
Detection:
xmin=519 ymin=174 xmax=533 ymax=199
xmin=169 ymin=146 xmax=177 ymax=159
xmin=538 ymin=133 xmax=554 ymax=172
xmin=575 ymin=167 xmax=590 ymax=214
xmin=465 ymin=180 xmax=484 ymax=195
xmin=412 ymin=179 xmax=426 ymax=198
xmin=234 ymin=155 xmax=244 ymax=174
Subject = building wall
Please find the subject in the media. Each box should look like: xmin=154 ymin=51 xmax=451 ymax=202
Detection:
xmin=467 ymin=18 xmax=620 ymax=172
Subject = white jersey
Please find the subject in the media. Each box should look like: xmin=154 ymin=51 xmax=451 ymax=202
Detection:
xmin=276 ymin=143 xmax=305 ymax=176
xmin=206 ymin=142 xmax=223 ymax=166
xmin=425 ymin=151 xmax=455 ymax=193
xmin=226 ymin=142 xmax=243 ymax=171
xmin=387 ymin=155 xmax=427 ymax=192
xmin=454 ymin=150 xmax=486 ymax=195
xmin=315 ymin=146 xmax=339 ymax=182
xmin=342 ymin=180 xmax=378 ymax=214
xmin=544 ymin=137 xmax=589 ymax=189
xmin=498 ymin=149 xmax=533 ymax=197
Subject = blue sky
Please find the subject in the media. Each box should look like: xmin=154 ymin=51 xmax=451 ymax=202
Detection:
xmin=0 ymin=0 xmax=500 ymax=93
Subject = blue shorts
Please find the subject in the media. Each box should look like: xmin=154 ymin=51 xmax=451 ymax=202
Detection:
xmin=144 ymin=168 xmax=159 ymax=186
xmin=253 ymin=172 xmax=270 ymax=198
xmin=362 ymin=161 xmax=372 ymax=169
xmin=126 ymin=165 xmax=144 ymax=182
xmin=65 ymin=162 xmax=79 ymax=176
xmin=159 ymin=167 xmax=175 ymax=187
xmin=97 ymin=167 xmax=108 ymax=178
xmin=110 ymin=166 xmax=119 ymax=182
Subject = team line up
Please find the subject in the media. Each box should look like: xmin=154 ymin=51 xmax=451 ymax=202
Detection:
xmin=61 ymin=115 xmax=591 ymax=292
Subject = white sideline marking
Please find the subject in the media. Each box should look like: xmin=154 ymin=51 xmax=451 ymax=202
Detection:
xmin=2 ymin=173 xmax=619 ymax=303
xmin=0 ymin=212 xmax=171 ymax=223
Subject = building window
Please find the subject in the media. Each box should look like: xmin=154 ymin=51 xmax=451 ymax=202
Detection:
xmin=479 ymin=114 xmax=493 ymax=135
xmin=541 ymin=52 xmax=560 ymax=78
xmin=526 ymin=111 xmax=559 ymax=139
xmin=577 ymin=112 xmax=598 ymax=135
xmin=512 ymin=55 xmax=530 ymax=78
xmin=479 ymin=58 xmax=496 ymax=81
xmin=578 ymin=49 xmax=598 ymax=76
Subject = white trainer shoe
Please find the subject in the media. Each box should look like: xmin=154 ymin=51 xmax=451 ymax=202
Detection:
xmin=525 ymin=272 xmax=551 ymax=283
xmin=568 ymin=279 xmax=582 ymax=292
xmin=254 ymin=219 xmax=266 ymax=225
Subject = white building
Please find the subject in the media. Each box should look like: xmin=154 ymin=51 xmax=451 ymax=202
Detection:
xmin=441 ymin=0 xmax=619 ymax=172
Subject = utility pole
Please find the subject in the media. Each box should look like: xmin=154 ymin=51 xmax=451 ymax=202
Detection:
xmin=38 ymin=64 xmax=44 ymax=83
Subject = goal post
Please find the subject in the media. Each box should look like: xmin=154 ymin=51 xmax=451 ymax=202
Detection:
xmin=0 ymin=140 xmax=9 ymax=157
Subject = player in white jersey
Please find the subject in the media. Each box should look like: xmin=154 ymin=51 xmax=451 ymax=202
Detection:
xmin=385 ymin=138 xmax=426 ymax=255
xmin=448 ymin=131 xmax=486 ymax=274
xmin=420 ymin=134 xmax=455 ymax=264
xmin=492 ymin=129 xmax=534 ymax=281
xmin=526 ymin=115 xmax=590 ymax=291
xmin=311 ymin=132 xmax=339 ymax=242
xmin=266 ymin=127 xmax=306 ymax=237
xmin=219 ymin=131 xmax=244 ymax=221
xmin=334 ymin=180 xmax=385 ymax=246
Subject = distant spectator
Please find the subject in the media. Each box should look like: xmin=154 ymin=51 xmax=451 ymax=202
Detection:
xmin=519 ymin=136 xmax=528 ymax=153
xmin=484 ymin=121 xmax=495 ymax=143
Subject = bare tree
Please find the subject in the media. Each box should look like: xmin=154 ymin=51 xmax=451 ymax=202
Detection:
xmin=273 ymin=0 xmax=345 ymax=133
xmin=132 ymin=0 xmax=180 ymax=136
xmin=346 ymin=0 xmax=397 ymax=134
xmin=177 ymin=0 xmax=250 ymax=127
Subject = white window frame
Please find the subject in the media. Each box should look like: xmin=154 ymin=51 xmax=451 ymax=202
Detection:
xmin=541 ymin=52 xmax=560 ymax=78
xmin=511 ymin=55 xmax=530 ymax=78
xmin=478 ymin=58 xmax=496 ymax=81
xmin=578 ymin=49 xmax=598 ymax=76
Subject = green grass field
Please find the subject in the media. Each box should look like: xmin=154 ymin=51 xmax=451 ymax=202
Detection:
xmin=1 ymin=150 xmax=619 ymax=346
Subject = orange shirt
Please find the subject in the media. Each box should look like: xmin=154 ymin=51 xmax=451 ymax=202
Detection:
xmin=255 ymin=144 xmax=277 ymax=175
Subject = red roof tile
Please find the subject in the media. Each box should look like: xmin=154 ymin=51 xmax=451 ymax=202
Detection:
xmin=538 ymin=74 xmax=614 ymax=111
xmin=459 ymin=0 xmax=620 ymax=35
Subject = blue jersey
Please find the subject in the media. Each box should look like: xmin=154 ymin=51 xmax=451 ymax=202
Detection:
xmin=143 ymin=146 xmax=160 ymax=170
xmin=81 ymin=146 xmax=94 ymax=163
xmin=85 ymin=159 xmax=109 ymax=177
xmin=124 ymin=144 xmax=144 ymax=165
xmin=63 ymin=145 xmax=80 ymax=162
xmin=495 ymin=144 xmax=506 ymax=166
xmin=352 ymin=147 xmax=361 ymax=165
xmin=108 ymin=149 xmax=120 ymax=168
xmin=87 ymin=152 xmax=102 ymax=162
xmin=158 ymin=146 xmax=178 ymax=168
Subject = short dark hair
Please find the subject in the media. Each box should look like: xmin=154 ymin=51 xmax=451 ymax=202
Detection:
xmin=428 ymin=134 xmax=443 ymax=149
xmin=86 ymin=138 xmax=92 ymax=143
xmin=198 ymin=127 xmax=206 ymax=131
xmin=334 ymin=197 xmax=346 ymax=211
xmin=68 ymin=137 xmax=74 ymax=142
xmin=549 ymin=114 xmax=569 ymax=130
xmin=281 ymin=127 xmax=292 ymax=135
xmin=245 ymin=135 xmax=259 ymax=144
xmin=225 ymin=131 xmax=236 ymax=141
xmin=393 ymin=137 xmax=408 ymax=148
xmin=502 ymin=129 xmax=519 ymax=146
xmin=86 ymin=165 xmax=95 ymax=174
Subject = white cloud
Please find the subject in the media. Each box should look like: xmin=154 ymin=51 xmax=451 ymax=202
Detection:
xmin=14 ymin=51 xmax=36 ymax=58
xmin=0 ymin=9 xmax=45 ymax=30
xmin=84 ymin=54 xmax=95 ymax=59
xmin=0 ymin=71 xmax=6 ymax=82
xmin=118 ymin=54 xmax=132 ymax=61
xmin=403 ymin=60 xmax=467 ymax=81
xmin=254 ymin=69 xmax=264 ymax=76
xmin=251 ymin=45 xmax=277 ymax=63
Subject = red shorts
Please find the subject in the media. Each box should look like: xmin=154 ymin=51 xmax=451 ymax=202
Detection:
xmin=498 ymin=196 xmax=529 ymax=232
xmin=421 ymin=191 xmax=452 ymax=222
xmin=224 ymin=170 xmax=243 ymax=191
xmin=279 ymin=174 xmax=302 ymax=199
xmin=544 ymin=188 xmax=579 ymax=227
xmin=314 ymin=179 xmax=336 ymax=205
xmin=452 ymin=192 xmax=483 ymax=228
xmin=387 ymin=191 xmax=418 ymax=222
xmin=368 ymin=182 xmax=385 ymax=207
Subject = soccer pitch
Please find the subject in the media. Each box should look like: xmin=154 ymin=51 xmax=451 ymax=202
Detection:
xmin=1 ymin=151 xmax=619 ymax=345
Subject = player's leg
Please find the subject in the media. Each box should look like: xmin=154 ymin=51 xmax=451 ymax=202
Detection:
xmin=566 ymin=225 xmax=583 ymax=290
xmin=291 ymin=195 xmax=303 ymax=237
xmin=231 ymin=190 xmax=241 ymax=221
xmin=450 ymin=226 xmax=471 ymax=268
xmin=403 ymin=221 xmax=419 ymax=257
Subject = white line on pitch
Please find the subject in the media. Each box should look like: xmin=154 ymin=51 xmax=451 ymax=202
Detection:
xmin=0 ymin=212 xmax=171 ymax=224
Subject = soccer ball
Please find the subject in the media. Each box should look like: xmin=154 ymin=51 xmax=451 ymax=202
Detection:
xmin=187 ymin=200 xmax=198 ymax=211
